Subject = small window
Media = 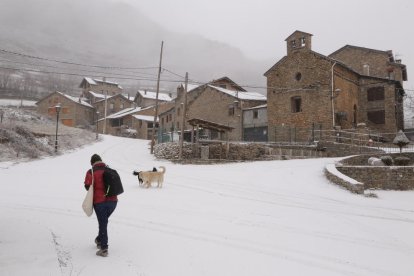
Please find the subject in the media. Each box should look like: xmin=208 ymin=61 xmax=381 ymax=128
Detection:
xmin=367 ymin=87 xmax=385 ymax=101
xmin=291 ymin=96 xmax=302 ymax=113
xmin=109 ymin=103 xmax=114 ymax=110
xmin=291 ymin=40 xmax=297 ymax=49
xmin=367 ymin=110 xmax=385 ymax=124
xmin=110 ymin=118 xmax=122 ymax=127
xmin=253 ymin=110 xmax=259 ymax=119
xmin=228 ymin=106 xmax=235 ymax=116
xmin=300 ymin=37 xmax=306 ymax=47
xmin=295 ymin=72 xmax=302 ymax=81
xmin=120 ymin=103 xmax=124 ymax=109
xmin=219 ymin=84 xmax=226 ymax=89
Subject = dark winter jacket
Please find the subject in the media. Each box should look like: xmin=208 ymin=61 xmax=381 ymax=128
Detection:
xmin=84 ymin=162 xmax=118 ymax=204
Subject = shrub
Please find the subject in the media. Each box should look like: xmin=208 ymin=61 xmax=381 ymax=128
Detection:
xmin=394 ymin=157 xmax=411 ymax=166
xmin=380 ymin=155 xmax=393 ymax=166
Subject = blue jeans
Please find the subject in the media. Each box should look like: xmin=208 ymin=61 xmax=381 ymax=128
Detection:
xmin=94 ymin=201 xmax=117 ymax=250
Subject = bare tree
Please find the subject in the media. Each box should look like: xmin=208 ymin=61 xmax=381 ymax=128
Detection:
xmin=0 ymin=68 xmax=15 ymax=89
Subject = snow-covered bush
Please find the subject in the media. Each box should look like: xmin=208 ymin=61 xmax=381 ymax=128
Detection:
xmin=394 ymin=157 xmax=410 ymax=166
xmin=393 ymin=130 xmax=410 ymax=153
xmin=380 ymin=155 xmax=393 ymax=166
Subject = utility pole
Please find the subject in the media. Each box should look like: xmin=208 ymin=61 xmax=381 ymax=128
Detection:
xmin=103 ymin=77 xmax=107 ymax=134
xmin=151 ymin=41 xmax=164 ymax=154
xmin=179 ymin=72 xmax=188 ymax=160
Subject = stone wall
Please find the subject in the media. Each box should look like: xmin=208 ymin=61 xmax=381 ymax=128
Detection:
xmin=154 ymin=142 xmax=194 ymax=160
xmin=336 ymin=166 xmax=414 ymax=190
xmin=324 ymin=164 xmax=364 ymax=194
xmin=154 ymin=141 xmax=383 ymax=162
xmin=335 ymin=153 xmax=414 ymax=190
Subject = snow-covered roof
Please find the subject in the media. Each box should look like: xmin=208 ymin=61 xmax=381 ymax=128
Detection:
xmin=106 ymin=107 xmax=141 ymax=119
xmin=208 ymin=85 xmax=267 ymax=101
xmin=82 ymin=77 xmax=122 ymax=89
xmin=95 ymin=79 xmax=120 ymax=86
xmin=243 ymin=104 xmax=267 ymax=111
xmin=179 ymin=83 xmax=203 ymax=93
xmin=94 ymin=93 xmax=134 ymax=104
xmin=84 ymin=77 xmax=97 ymax=85
xmin=57 ymin=92 xmax=93 ymax=108
xmin=187 ymin=84 xmax=202 ymax=92
xmin=124 ymin=94 xmax=135 ymax=102
xmin=137 ymin=90 xmax=172 ymax=102
xmin=132 ymin=114 xmax=158 ymax=122
xmin=88 ymin=91 xmax=106 ymax=99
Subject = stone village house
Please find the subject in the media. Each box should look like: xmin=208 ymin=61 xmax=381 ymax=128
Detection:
xmin=79 ymin=77 xmax=123 ymax=104
xmin=98 ymin=101 xmax=175 ymax=139
xmin=134 ymin=90 xmax=173 ymax=108
xmin=264 ymin=30 xmax=407 ymax=143
xmin=36 ymin=91 xmax=94 ymax=127
xmin=93 ymin=94 xmax=135 ymax=135
xmin=159 ymin=77 xmax=267 ymax=142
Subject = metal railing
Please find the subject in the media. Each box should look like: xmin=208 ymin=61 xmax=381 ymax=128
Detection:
xmin=272 ymin=124 xmax=414 ymax=152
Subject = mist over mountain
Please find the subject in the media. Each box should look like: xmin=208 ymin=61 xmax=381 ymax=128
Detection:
xmin=0 ymin=0 xmax=267 ymax=94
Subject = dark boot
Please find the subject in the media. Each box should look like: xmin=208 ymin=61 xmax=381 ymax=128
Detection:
xmin=96 ymin=248 xmax=108 ymax=257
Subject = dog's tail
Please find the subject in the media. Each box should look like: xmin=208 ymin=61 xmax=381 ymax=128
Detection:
xmin=158 ymin=166 xmax=166 ymax=173
xmin=132 ymin=170 xmax=139 ymax=176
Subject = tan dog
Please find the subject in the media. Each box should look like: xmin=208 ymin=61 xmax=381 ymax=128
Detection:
xmin=135 ymin=166 xmax=166 ymax=188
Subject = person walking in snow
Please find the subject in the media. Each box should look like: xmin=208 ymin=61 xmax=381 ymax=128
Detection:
xmin=84 ymin=154 xmax=118 ymax=257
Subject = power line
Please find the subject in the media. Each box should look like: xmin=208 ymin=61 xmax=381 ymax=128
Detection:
xmin=0 ymin=58 xmax=160 ymax=80
xmin=0 ymin=65 xmax=185 ymax=84
xmin=0 ymin=48 xmax=159 ymax=71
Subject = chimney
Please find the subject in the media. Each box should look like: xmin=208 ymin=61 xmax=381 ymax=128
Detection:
xmin=363 ymin=64 xmax=370 ymax=76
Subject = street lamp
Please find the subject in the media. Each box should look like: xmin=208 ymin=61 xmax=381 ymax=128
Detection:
xmin=54 ymin=103 xmax=62 ymax=153
xmin=96 ymin=110 xmax=100 ymax=140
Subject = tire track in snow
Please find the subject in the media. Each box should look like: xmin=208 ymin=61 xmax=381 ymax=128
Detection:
xmin=112 ymin=216 xmax=399 ymax=276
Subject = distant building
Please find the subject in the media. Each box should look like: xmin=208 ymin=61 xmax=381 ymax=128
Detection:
xmin=79 ymin=77 xmax=123 ymax=103
xmin=163 ymin=77 xmax=266 ymax=141
xmin=36 ymin=91 xmax=94 ymax=127
xmin=134 ymin=90 xmax=172 ymax=108
xmin=93 ymin=93 xmax=134 ymax=118
xmin=242 ymin=104 xmax=268 ymax=142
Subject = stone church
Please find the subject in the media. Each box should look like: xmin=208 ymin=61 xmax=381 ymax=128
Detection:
xmin=264 ymin=30 xmax=407 ymax=142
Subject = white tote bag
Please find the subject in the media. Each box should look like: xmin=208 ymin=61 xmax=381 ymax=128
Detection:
xmin=82 ymin=167 xmax=94 ymax=217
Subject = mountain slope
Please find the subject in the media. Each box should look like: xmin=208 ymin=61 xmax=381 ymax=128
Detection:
xmin=0 ymin=0 xmax=267 ymax=91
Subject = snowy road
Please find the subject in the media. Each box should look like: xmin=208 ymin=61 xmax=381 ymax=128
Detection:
xmin=1 ymin=135 xmax=413 ymax=276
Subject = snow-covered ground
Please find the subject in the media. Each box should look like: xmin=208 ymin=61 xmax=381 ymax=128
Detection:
xmin=1 ymin=135 xmax=413 ymax=276
xmin=0 ymin=99 xmax=37 ymax=107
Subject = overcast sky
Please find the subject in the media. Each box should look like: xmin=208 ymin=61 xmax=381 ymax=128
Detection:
xmin=113 ymin=0 xmax=413 ymax=91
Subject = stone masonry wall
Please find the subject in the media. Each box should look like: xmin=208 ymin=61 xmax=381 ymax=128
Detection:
xmin=154 ymin=141 xmax=384 ymax=161
xmin=336 ymin=153 xmax=414 ymax=190
xmin=337 ymin=166 xmax=414 ymax=190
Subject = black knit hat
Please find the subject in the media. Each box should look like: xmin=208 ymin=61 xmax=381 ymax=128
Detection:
xmin=90 ymin=154 xmax=102 ymax=165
